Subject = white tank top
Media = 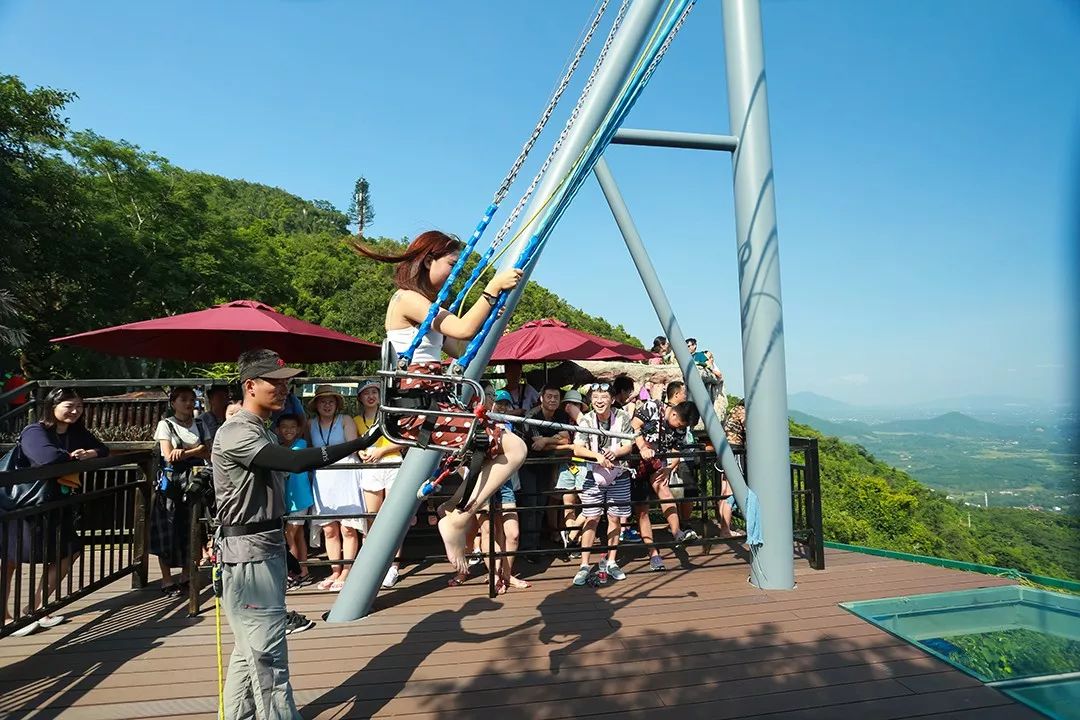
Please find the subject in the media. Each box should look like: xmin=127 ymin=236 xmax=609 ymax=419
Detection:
xmin=387 ymin=325 xmax=444 ymax=364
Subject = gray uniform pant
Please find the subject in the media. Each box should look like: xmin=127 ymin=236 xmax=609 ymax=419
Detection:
xmin=221 ymin=554 xmax=300 ymax=720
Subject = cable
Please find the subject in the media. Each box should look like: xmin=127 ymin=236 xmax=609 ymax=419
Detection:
xmin=397 ymin=0 xmax=610 ymax=366
xmin=453 ymin=0 xmax=632 ymax=313
xmin=453 ymin=0 xmax=695 ymax=371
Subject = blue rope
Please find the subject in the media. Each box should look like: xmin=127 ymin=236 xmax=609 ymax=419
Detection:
xmin=449 ymin=241 xmax=500 ymax=315
xmin=453 ymin=0 xmax=693 ymax=372
xmin=398 ymin=202 xmax=498 ymax=366
xmin=456 ymin=234 xmax=541 ymax=369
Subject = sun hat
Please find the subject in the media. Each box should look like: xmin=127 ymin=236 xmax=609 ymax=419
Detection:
xmin=562 ymin=389 xmax=585 ymax=406
xmin=494 ymin=389 xmax=513 ymax=404
xmin=306 ymin=385 xmax=345 ymax=415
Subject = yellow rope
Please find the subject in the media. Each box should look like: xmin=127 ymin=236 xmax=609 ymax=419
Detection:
xmin=215 ymin=572 xmax=225 ymax=720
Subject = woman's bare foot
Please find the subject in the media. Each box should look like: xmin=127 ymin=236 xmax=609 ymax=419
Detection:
xmin=507 ymin=575 xmax=531 ymax=590
xmin=438 ymin=511 xmax=471 ymax=573
xmin=715 ymin=528 xmax=746 ymax=539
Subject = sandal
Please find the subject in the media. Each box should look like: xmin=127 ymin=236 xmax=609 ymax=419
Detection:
xmin=447 ymin=573 xmax=469 ymax=587
xmin=507 ymin=576 xmax=532 ymax=590
xmin=494 ymin=577 xmax=508 ymax=595
xmin=329 ymin=580 xmax=346 ymax=592
xmin=316 ymin=577 xmax=338 ymax=591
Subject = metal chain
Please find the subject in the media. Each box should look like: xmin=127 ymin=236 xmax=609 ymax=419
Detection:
xmin=640 ymin=0 xmax=694 ymax=84
xmin=489 ymin=0 xmax=631 ymax=253
xmin=527 ymin=0 xmax=695 ymax=262
xmin=492 ymin=0 xmax=612 ymax=205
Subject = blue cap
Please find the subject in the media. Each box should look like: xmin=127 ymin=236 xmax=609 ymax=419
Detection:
xmin=494 ymin=389 xmax=512 ymax=403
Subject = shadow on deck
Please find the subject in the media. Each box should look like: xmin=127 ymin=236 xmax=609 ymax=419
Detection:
xmin=0 ymin=547 xmax=1041 ymax=720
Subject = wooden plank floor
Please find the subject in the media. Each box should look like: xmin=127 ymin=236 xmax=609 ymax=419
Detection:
xmin=0 ymin=546 xmax=1044 ymax=720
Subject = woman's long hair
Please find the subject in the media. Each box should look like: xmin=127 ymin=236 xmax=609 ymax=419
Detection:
xmin=40 ymin=387 xmax=84 ymax=430
xmin=651 ymin=335 xmax=668 ymax=353
xmin=352 ymin=231 xmax=464 ymax=301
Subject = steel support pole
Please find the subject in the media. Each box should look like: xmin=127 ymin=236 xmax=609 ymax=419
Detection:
xmin=612 ymin=128 xmax=738 ymax=152
xmin=330 ymin=0 xmax=666 ymax=621
xmin=593 ymin=157 xmax=752 ymax=518
xmin=723 ymin=0 xmax=793 ymax=589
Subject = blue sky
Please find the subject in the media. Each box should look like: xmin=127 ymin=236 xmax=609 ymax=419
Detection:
xmin=2 ymin=0 xmax=1076 ymax=406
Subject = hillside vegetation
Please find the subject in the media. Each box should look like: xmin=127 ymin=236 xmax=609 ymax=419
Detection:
xmin=0 ymin=75 xmax=639 ymax=379
xmin=797 ymin=418 xmax=1080 ymax=581
xmin=790 ymin=408 xmax=1078 ymax=512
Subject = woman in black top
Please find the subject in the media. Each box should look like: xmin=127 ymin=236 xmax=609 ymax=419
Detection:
xmin=2 ymin=388 xmax=109 ymax=634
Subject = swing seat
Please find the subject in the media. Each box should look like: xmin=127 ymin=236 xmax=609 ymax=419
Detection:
xmin=376 ymin=338 xmax=490 ymax=453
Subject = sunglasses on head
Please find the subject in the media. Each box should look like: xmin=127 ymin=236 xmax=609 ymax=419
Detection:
xmin=589 ymin=383 xmax=611 ymax=392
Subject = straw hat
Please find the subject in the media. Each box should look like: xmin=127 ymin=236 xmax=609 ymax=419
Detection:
xmin=307 ymin=385 xmax=345 ymax=415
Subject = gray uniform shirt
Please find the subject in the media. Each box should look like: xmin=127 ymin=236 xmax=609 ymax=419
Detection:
xmin=212 ymin=408 xmax=286 ymax=563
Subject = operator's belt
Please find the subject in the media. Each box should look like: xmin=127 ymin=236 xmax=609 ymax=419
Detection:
xmin=218 ymin=518 xmax=283 ymax=538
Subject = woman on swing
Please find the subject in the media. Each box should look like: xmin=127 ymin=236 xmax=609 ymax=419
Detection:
xmin=353 ymin=230 xmax=527 ymax=573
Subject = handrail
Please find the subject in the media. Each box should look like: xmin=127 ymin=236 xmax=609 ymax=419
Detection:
xmin=31 ymin=376 xmax=376 ymax=389
xmin=182 ymin=436 xmax=826 ymax=611
xmin=0 ymin=452 xmax=151 ymax=487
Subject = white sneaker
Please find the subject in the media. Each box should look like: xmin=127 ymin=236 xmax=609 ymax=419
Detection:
xmin=10 ymin=620 xmax=40 ymax=637
xmin=37 ymin=615 xmax=65 ymax=629
xmin=382 ymin=565 xmax=400 ymax=588
xmin=607 ymin=562 xmax=627 ymax=581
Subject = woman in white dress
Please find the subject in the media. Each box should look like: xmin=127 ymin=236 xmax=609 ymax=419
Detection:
xmin=307 ymin=385 xmax=363 ymax=592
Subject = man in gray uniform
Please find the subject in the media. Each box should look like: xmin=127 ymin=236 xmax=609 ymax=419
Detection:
xmin=213 ymin=349 xmax=381 ymax=720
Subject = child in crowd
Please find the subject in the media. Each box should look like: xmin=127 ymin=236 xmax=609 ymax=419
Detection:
xmin=278 ymin=414 xmax=315 ymax=588
xmin=488 ymin=390 xmax=528 ymax=591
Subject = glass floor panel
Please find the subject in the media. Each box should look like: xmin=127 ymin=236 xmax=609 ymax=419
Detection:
xmin=841 ymin=585 xmax=1080 ymax=719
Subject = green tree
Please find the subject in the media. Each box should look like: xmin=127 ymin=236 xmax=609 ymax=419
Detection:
xmin=347 ymin=176 xmax=374 ymax=236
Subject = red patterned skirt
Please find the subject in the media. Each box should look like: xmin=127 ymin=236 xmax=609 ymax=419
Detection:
xmin=393 ymin=363 xmax=502 ymax=460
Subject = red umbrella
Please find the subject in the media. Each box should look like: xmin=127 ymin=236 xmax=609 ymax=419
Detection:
xmin=52 ymin=300 xmax=379 ymax=362
xmin=490 ymin=318 xmax=655 ymax=363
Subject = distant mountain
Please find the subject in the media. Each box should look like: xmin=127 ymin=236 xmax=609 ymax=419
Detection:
xmin=874 ymin=412 xmax=1016 ymax=439
xmin=788 ymin=392 xmax=858 ymax=419
xmin=789 ymin=410 xmax=870 ymax=437
xmin=906 ymin=395 xmax=1044 ymax=412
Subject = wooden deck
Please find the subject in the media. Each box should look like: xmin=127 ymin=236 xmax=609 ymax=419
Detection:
xmin=0 ymin=546 xmax=1044 ymax=720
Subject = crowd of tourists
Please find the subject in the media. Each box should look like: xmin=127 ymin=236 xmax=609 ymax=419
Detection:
xmin=0 ymin=228 xmax=749 ymax=720
xmin=0 ymin=340 xmax=746 ymax=637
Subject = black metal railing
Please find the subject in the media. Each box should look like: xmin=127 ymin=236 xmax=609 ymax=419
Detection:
xmin=182 ymin=436 xmax=824 ymax=610
xmin=0 ymin=452 xmax=154 ymax=637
